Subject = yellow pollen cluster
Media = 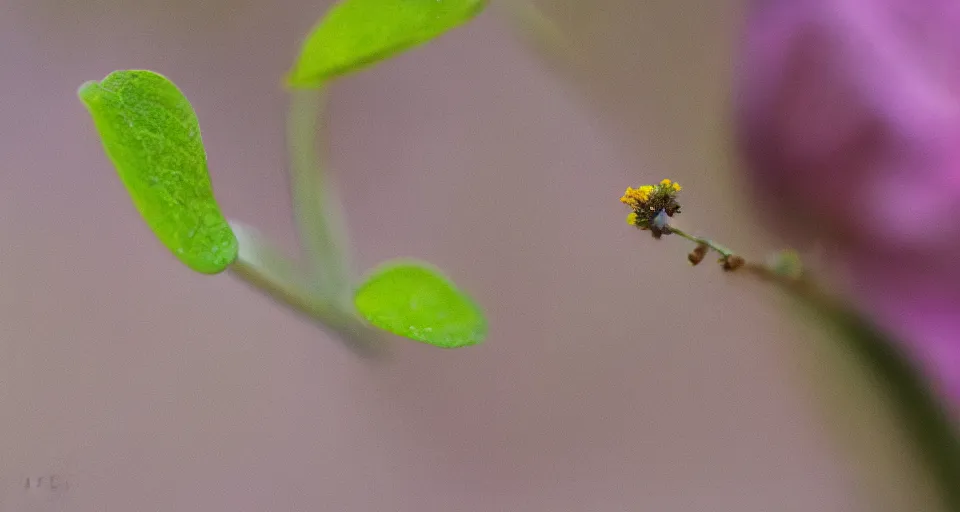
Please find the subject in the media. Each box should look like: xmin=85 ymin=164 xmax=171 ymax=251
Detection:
xmin=660 ymin=179 xmax=682 ymax=192
xmin=620 ymin=180 xmax=681 ymax=209
xmin=619 ymin=185 xmax=655 ymax=208
xmin=626 ymin=212 xmax=638 ymax=225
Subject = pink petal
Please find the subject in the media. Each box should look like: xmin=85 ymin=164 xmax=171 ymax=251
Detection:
xmin=736 ymin=0 xmax=960 ymax=404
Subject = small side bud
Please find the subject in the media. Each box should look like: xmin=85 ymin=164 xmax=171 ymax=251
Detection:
xmin=688 ymin=243 xmax=708 ymax=265
xmin=722 ymin=255 xmax=745 ymax=271
xmin=769 ymin=250 xmax=803 ymax=279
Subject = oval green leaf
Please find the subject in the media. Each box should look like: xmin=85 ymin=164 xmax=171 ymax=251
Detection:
xmin=354 ymin=260 xmax=486 ymax=348
xmin=287 ymin=0 xmax=487 ymax=87
xmin=78 ymin=70 xmax=238 ymax=274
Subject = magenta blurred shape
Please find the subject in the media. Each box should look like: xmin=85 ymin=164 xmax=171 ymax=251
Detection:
xmin=735 ymin=0 xmax=960 ymax=404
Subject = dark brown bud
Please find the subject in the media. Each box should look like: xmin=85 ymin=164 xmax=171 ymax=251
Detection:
xmin=688 ymin=243 xmax=708 ymax=265
xmin=722 ymin=255 xmax=745 ymax=271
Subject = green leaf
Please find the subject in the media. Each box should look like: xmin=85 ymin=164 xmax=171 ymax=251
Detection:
xmin=287 ymin=0 xmax=487 ymax=87
xmin=78 ymin=70 xmax=238 ymax=274
xmin=354 ymin=260 xmax=486 ymax=348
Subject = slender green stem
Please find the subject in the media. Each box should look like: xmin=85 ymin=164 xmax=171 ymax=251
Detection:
xmin=668 ymin=225 xmax=735 ymax=259
xmin=491 ymin=0 xmax=580 ymax=68
xmin=228 ymin=221 xmax=383 ymax=358
xmin=804 ymin=294 xmax=960 ymax=512
xmin=287 ymin=88 xmax=352 ymax=299
xmin=665 ymin=222 xmax=960 ymax=510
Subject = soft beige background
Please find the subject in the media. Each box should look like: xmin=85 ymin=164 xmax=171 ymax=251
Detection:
xmin=0 ymin=0 xmax=932 ymax=510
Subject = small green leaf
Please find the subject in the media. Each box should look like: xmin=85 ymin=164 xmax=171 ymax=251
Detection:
xmin=354 ymin=260 xmax=486 ymax=348
xmin=78 ymin=70 xmax=237 ymax=274
xmin=287 ymin=0 xmax=487 ymax=87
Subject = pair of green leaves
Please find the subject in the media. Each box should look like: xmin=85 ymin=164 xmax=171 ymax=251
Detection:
xmin=78 ymin=0 xmax=487 ymax=348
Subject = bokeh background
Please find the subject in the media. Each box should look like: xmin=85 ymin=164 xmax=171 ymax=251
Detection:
xmin=0 ymin=1 xmax=937 ymax=510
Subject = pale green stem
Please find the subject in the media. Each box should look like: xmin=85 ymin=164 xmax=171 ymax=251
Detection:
xmin=228 ymin=221 xmax=383 ymax=358
xmin=667 ymin=225 xmax=735 ymax=259
xmin=665 ymin=221 xmax=960 ymax=510
xmin=287 ymin=88 xmax=352 ymax=299
xmin=490 ymin=0 xmax=581 ymax=69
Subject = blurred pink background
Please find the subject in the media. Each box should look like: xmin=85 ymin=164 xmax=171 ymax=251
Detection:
xmin=0 ymin=0 xmax=936 ymax=510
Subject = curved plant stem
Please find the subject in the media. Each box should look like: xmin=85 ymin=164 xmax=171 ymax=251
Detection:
xmin=287 ymin=88 xmax=352 ymax=298
xmin=225 ymin=92 xmax=381 ymax=356
xmin=228 ymin=221 xmax=383 ymax=358
xmin=666 ymin=222 xmax=960 ymax=510
xmin=796 ymin=287 xmax=960 ymax=511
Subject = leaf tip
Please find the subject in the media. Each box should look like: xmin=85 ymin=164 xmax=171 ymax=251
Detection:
xmin=77 ymin=80 xmax=100 ymax=104
xmin=189 ymin=230 xmax=240 ymax=275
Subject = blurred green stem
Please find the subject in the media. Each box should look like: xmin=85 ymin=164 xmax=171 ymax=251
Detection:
xmin=667 ymin=222 xmax=960 ymax=510
xmin=795 ymin=287 xmax=960 ymax=511
xmin=491 ymin=0 xmax=580 ymax=69
xmin=224 ymin=91 xmax=382 ymax=355
xmin=228 ymin=221 xmax=382 ymax=358
xmin=287 ymin=88 xmax=352 ymax=299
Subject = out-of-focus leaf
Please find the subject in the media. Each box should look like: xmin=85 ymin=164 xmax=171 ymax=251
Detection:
xmin=78 ymin=70 xmax=237 ymax=274
xmin=354 ymin=260 xmax=486 ymax=348
xmin=287 ymin=0 xmax=487 ymax=87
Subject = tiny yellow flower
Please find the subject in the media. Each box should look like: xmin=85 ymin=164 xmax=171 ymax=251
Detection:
xmin=619 ymin=179 xmax=683 ymax=238
xmin=656 ymin=179 xmax=682 ymax=193
xmin=620 ymin=186 xmax=652 ymax=207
